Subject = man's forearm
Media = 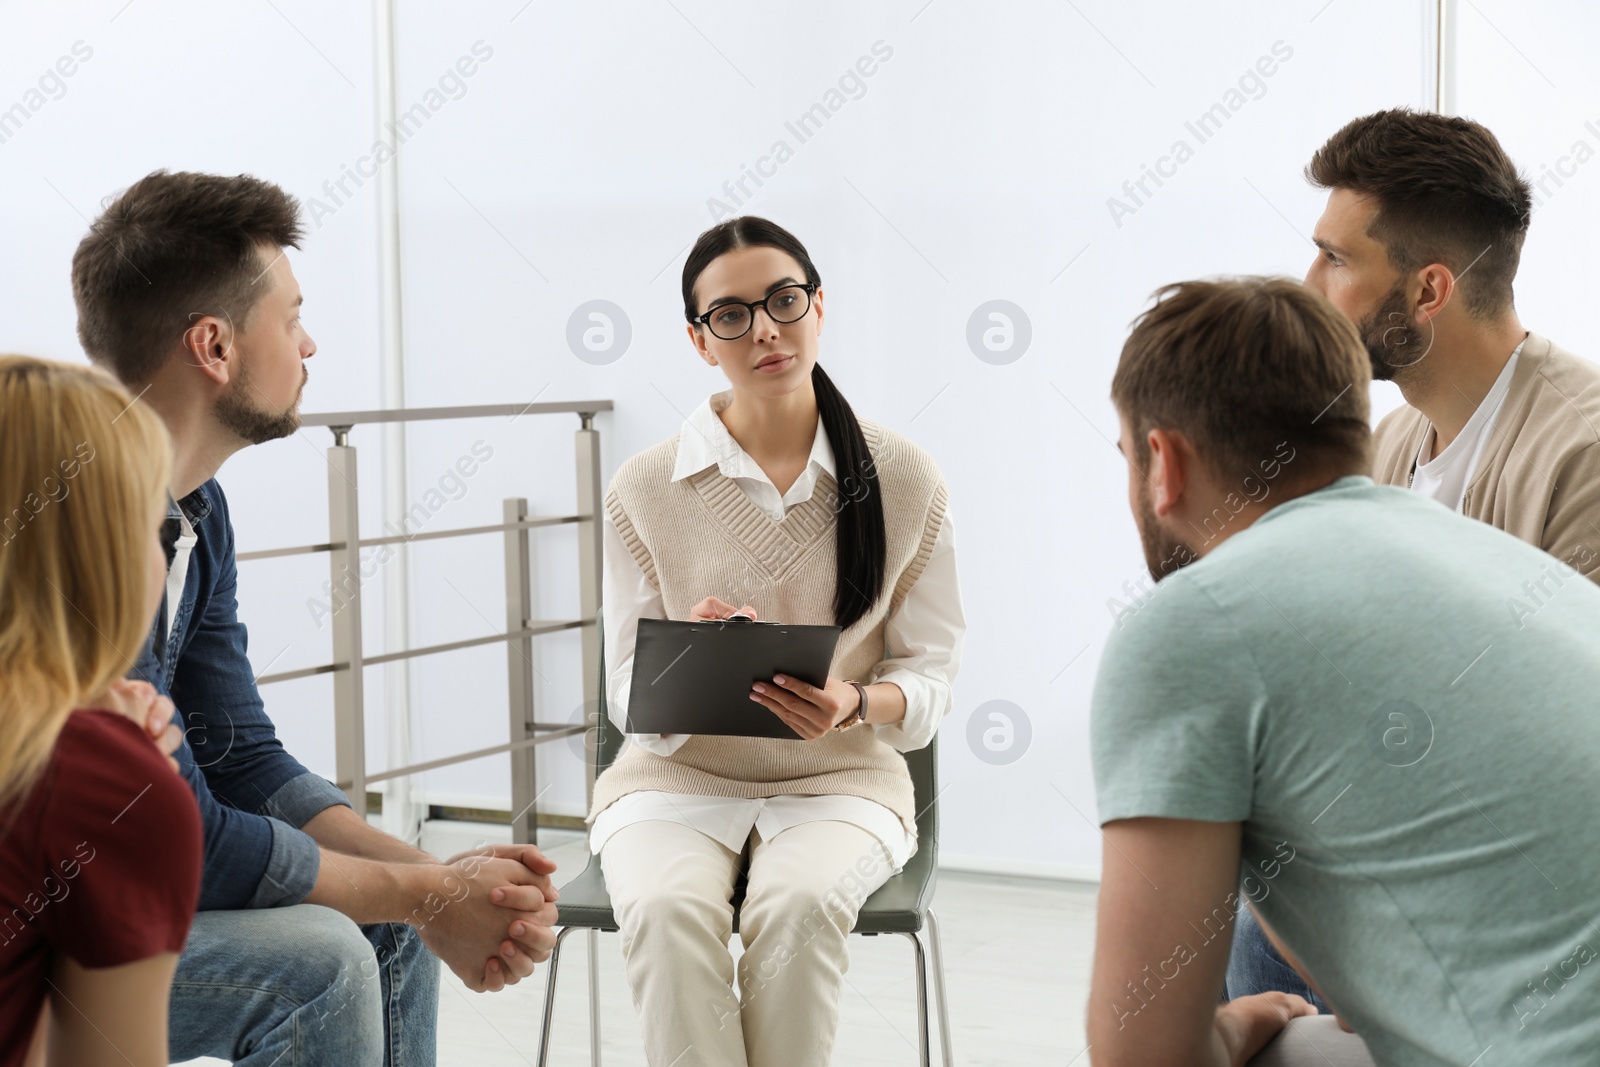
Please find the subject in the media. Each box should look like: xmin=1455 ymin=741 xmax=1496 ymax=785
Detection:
xmin=1087 ymin=994 xmax=1237 ymax=1067
xmin=302 ymin=803 xmax=439 ymax=864
xmin=303 ymin=847 xmax=560 ymax=991
xmin=1090 ymin=1011 xmax=1266 ymax=1067
xmin=302 ymin=846 xmax=446 ymax=924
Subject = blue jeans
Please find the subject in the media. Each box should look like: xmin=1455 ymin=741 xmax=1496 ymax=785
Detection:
xmin=1225 ymin=903 xmax=1328 ymax=1013
xmin=169 ymin=904 xmax=439 ymax=1066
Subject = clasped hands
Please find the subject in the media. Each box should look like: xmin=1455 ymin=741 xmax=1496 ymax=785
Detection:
xmin=688 ymin=595 xmax=862 ymax=739
xmin=425 ymin=842 xmax=561 ymax=993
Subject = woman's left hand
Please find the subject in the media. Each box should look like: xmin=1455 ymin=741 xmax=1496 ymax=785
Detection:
xmin=750 ymin=675 xmax=861 ymax=740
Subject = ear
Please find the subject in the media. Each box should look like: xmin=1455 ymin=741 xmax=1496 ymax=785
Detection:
xmin=1414 ymin=262 xmax=1457 ymax=325
xmin=686 ymin=322 xmax=718 ymax=367
xmin=183 ymin=314 xmax=235 ymax=386
xmin=812 ymin=287 xmax=824 ymax=336
xmin=1146 ymin=427 xmax=1188 ymax=517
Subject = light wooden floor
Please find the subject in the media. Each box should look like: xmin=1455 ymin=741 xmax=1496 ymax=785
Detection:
xmin=180 ymin=827 xmax=1099 ymax=1066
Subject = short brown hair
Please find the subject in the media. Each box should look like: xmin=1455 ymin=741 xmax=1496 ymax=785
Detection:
xmin=72 ymin=170 xmax=303 ymax=385
xmin=1307 ymin=109 xmax=1532 ymax=319
xmin=1112 ymin=277 xmax=1371 ymax=486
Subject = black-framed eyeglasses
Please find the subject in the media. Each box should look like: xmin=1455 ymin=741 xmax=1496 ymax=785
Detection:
xmin=691 ymin=283 xmax=817 ymax=341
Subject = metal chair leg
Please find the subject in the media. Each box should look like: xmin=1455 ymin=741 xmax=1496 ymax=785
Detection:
xmin=587 ymin=928 xmax=602 ymax=1066
xmin=925 ymin=908 xmax=954 ymax=1067
xmin=538 ymin=926 xmax=579 ymax=1067
xmin=899 ymin=931 xmax=932 ymax=1067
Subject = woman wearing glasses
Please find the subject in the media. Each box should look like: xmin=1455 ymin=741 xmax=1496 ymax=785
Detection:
xmin=589 ymin=217 xmax=965 ymax=1065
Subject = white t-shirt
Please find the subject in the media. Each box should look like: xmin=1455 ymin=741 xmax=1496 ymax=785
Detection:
xmin=1410 ymin=339 xmax=1526 ymax=512
xmin=165 ymin=510 xmax=197 ymax=640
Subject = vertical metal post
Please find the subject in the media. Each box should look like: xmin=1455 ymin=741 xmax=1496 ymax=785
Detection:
xmin=587 ymin=927 xmax=602 ymax=1064
xmin=505 ymin=497 xmax=537 ymax=845
xmin=373 ymin=0 xmax=418 ymax=845
xmin=1438 ymin=0 xmax=1455 ymax=115
xmin=575 ymin=415 xmax=604 ymax=806
xmin=1429 ymin=0 xmax=1456 ymax=114
xmin=328 ymin=437 xmax=367 ymax=812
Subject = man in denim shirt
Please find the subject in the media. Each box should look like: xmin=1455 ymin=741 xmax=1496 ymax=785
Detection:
xmin=72 ymin=169 xmax=561 ymax=1066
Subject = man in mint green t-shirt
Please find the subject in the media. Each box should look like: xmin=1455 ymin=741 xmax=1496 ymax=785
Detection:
xmin=1086 ymin=277 xmax=1600 ymax=1067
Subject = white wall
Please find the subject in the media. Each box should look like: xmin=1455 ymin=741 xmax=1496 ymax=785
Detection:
xmin=1 ymin=0 xmax=395 ymax=810
xmin=1453 ymin=2 xmax=1600 ymax=359
xmin=9 ymin=0 xmax=1569 ymax=879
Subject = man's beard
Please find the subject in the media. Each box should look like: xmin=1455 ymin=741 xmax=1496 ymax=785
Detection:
xmin=1137 ymin=488 xmax=1197 ymax=583
xmin=1358 ymin=281 xmax=1430 ymax=383
xmin=215 ymin=361 xmax=305 ymax=444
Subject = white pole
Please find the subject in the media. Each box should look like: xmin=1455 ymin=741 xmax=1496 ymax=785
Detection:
xmin=373 ymin=0 xmax=418 ymax=844
xmin=1434 ymin=0 xmax=1457 ymax=115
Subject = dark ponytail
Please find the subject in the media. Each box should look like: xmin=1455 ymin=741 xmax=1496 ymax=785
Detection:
xmin=682 ymin=217 xmax=887 ymax=630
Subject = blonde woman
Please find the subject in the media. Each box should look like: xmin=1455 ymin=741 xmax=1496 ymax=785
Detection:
xmin=0 ymin=356 xmax=202 ymax=1067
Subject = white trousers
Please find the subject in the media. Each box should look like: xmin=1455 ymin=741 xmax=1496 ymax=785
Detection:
xmin=600 ymin=818 xmax=895 ymax=1067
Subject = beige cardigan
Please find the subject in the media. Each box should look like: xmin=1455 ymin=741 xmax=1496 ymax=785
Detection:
xmin=1372 ymin=332 xmax=1600 ymax=578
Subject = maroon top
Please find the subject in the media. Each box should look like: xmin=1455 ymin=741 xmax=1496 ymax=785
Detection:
xmin=0 ymin=710 xmax=201 ymax=1066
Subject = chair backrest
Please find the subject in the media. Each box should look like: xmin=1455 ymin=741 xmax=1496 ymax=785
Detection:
xmin=590 ymin=608 xmax=939 ymax=856
xmin=904 ymin=735 xmax=939 ymax=860
xmin=592 ymin=608 xmax=624 ymax=774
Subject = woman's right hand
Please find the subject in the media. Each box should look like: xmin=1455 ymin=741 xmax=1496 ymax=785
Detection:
xmin=687 ymin=596 xmax=757 ymax=622
xmin=89 ymin=679 xmax=184 ymax=774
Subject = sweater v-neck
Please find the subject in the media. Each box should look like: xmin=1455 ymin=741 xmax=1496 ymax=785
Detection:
xmin=686 ymin=461 xmax=838 ymax=578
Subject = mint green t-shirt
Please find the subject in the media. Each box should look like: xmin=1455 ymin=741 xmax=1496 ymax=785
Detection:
xmin=1092 ymin=477 xmax=1600 ymax=1066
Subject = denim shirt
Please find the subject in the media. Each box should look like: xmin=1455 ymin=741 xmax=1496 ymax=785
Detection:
xmin=131 ymin=479 xmax=350 ymax=911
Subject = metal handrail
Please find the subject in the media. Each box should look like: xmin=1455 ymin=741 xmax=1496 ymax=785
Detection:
xmin=302 ymin=398 xmax=612 ymax=427
xmin=351 ymin=726 xmax=587 ymax=789
xmin=303 ymin=399 xmax=614 ymax=445
xmin=243 ymin=398 xmax=607 ymax=845
xmin=237 ymin=514 xmax=581 ymax=563
xmin=256 ymin=618 xmax=587 ymax=686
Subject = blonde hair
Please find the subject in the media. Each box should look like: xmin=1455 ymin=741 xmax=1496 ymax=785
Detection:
xmin=0 ymin=355 xmax=172 ymax=815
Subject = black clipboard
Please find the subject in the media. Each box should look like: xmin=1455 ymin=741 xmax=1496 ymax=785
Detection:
xmin=626 ymin=617 xmax=843 ymax=739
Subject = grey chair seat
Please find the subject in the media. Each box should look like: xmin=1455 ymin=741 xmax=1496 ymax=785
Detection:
xmin=546 ymin=858 xmax=617 ymax=932
xmin=559 ymin=857 xmax=945 ymax=929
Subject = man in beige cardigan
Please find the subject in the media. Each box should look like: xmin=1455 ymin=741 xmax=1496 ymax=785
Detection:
xmin=1300 ymin=108 xmax=1600 ymax=579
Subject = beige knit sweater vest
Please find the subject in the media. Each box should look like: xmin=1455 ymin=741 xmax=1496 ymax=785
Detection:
xmin=589 ymin=419 xmax=949 ymax=837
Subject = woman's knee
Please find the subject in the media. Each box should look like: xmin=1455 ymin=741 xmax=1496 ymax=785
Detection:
xmin=742 ymin=878 xmax=855 ymax=948
xmin=604 ymin=838 xmax=737 ymax=946
xmin=617 ymin=877 xmax=735 ymax=946
xmin=742 ymin=834 xmax=887 ymax=942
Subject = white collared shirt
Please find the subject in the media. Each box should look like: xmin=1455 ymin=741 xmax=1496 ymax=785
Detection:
xmin=590 ymin=390 xmax=965 ymax=869
xmin=1411 ymin=339 xmax=1526 ymax=512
